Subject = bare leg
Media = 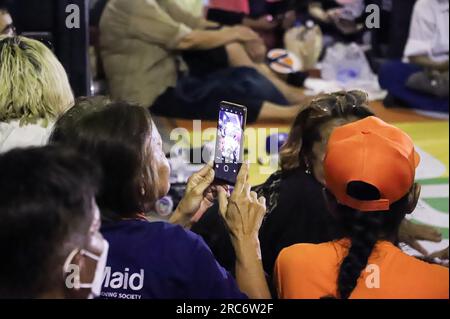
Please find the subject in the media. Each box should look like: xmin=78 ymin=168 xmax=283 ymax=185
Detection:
xmin=258 ymin=101 xmax=305 ymax=122
xmin=257 ymin=64 xmax=307 ymax=105
xmin=225 ymin=43 xmax=307 ymax=105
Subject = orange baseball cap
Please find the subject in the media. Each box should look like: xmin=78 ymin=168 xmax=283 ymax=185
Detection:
xmin=324 ymin=116 xmax=420 ymax=212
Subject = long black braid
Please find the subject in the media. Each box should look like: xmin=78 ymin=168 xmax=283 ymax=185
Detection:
xmin=337 ymin=210 xmax=382 ymax=299
xmin=333 ymin=182 xmax=407 ymax=299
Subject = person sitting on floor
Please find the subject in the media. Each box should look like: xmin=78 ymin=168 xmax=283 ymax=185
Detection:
xmin=275 ymin=116 xmax=449 ymax=299
xmin=50 ymin=100 xmax=270 ymax=299
xmin=192 ymin=91 xmax=444 ymax=293
xmin=379 ymin=0 xmax=449 ymax=115
xmin=99 ymin=0 xmax=308 ymax=124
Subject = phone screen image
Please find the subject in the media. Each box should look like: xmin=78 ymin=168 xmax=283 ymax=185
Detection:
xmin=214 ymin=102 xmax=247 ymax=185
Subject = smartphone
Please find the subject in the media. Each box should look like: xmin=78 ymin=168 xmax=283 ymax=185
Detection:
xmin=214 ymin=101 xmax=247 ymax=185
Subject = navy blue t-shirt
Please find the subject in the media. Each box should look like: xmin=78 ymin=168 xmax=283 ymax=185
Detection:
xmin=99 ymin=220 xmax=247 ymax=299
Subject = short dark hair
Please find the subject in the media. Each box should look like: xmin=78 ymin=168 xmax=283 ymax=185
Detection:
xmin=0 ymin=146 xmax=99 ymax=298
xmin=50 ymin=96 xmax=111 ymax=144
xmin=50 ymin=101 xmax=158 ymax=219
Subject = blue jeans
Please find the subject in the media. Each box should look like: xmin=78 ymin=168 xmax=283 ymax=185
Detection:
xmin=379 ymin=60 xmax=449 ymax=113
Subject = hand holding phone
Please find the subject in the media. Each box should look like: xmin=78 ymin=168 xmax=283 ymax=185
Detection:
xmin=214 ymin=101 xmax=247 ymax=185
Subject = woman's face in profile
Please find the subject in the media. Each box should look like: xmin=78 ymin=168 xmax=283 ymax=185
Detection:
xmin=149 ymin=126 xmax=171 ymax=199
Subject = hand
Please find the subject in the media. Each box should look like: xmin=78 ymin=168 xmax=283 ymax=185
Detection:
xmin=171 ymin=164 xmax=216 ymax=227
xmin=429 ymin=247 xmax=449 ymax=260
xmin=217 ymin=163 xmax=271 ymax=299
xmin=232 ymin=26 xmax=261 ymax=43
xmin=398 ymin=219 xmax=442 ymax=256
xmin=218 ymin=162 xmax=266 ymax=243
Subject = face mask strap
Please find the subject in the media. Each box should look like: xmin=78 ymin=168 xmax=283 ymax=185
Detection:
xmin=80 ymin=249 xmax=101 ymax=262
xmin=63 ymin=248 xmax=81 ymax=274
xmin=62 ymin=247 xmax=102 ymax=290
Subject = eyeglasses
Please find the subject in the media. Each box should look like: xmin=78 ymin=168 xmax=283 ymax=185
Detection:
xmin=305 ymin=91 xmax=370 ymax=120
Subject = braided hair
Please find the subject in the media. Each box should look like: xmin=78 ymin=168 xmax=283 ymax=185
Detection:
xmin=333 ymin=182 xmax=409 ymax=299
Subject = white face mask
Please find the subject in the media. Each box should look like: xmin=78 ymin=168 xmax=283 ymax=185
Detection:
xmin=63 ymin=239 xmax=109 ymax=299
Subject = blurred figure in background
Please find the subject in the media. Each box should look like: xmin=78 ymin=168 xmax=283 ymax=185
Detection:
xmin=0 ymin=36 xmax=74 ymax=153
xmin=100 ymin=0 xmax=307 ymax=124
xmin=379 ymin=0 xmax=449 ymax=115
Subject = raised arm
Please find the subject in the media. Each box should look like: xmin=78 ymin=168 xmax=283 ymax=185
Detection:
xmin=218 ymin=163 xmax=271 ymax=299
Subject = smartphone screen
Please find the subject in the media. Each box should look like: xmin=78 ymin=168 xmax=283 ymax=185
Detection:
xmin=214 ymin=102 xmax=247 ymax=185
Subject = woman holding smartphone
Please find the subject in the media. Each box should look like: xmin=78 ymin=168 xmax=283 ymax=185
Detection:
xmin=50 ymin=100 xmax=270 ymax=299
xmin=192 ymin=91 xmax=444 ymax=291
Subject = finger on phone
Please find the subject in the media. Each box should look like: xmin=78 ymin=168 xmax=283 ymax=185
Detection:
xmin=234 ymin=162 xmax=249 ymax=194
xmin=244 ymin=184 xmax=252 ymax=198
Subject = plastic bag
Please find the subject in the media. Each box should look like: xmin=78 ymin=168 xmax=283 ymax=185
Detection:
xmin=284 ymin=23 xmax=323 ymax=71
xmin=322 ymin=42 xmax=376 ymax=84
xmin=305 ymin=43 xmax=387 ymax=101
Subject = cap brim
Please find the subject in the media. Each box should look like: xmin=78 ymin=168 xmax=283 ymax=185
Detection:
xmin=414 ymin=151 xmax=421 ymax=168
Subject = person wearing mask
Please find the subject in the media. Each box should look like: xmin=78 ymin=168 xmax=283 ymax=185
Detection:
xmin=0 ymin=36 xmax=74 ymax=153
xmin=275 ymin=116 xmax=449 ymax=299
xmin=50 ymin=100 xmax=270 ymax=299
xmin=100 ymin=0 xmax=308 ymax=124
xmin=0 ymin=146 xmax=108 ymax=299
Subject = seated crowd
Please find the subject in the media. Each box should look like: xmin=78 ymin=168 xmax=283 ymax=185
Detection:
xmin=0 ymin=0 xmax=449 ymax=299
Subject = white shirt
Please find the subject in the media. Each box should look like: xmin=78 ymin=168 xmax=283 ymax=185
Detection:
xmin=404 ymin=0 xmax=449 ymax=62
xmin=0 ymin=120 xmax=54 ymax=153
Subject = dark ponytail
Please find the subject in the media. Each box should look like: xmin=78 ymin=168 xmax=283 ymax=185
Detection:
xmin=333 ymin=182 xmax=408 ymax=299
xmin=337 ymin=211 xmax=382 ymax=299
